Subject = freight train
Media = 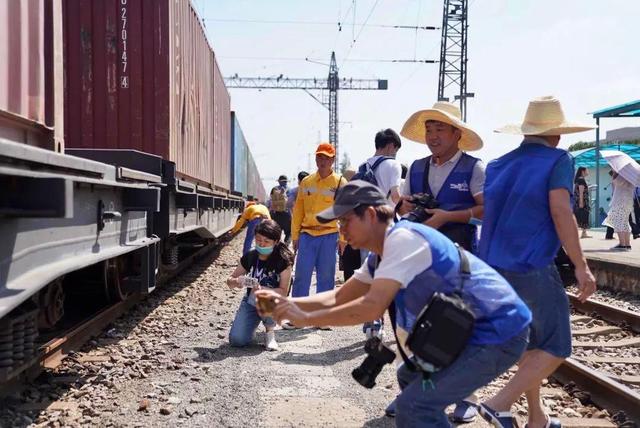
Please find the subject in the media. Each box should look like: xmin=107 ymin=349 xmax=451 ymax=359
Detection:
xmin=0 ymin=0 xmax=264 ymax=382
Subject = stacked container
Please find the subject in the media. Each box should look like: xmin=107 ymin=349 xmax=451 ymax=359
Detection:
xmin=62 ymin=0 xmax=230 ymax=190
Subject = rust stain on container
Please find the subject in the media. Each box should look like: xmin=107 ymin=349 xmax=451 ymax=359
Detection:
xmin=63 ymin=0 xmax=228 ymax=190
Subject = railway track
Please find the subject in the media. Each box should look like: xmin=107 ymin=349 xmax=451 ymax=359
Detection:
xmin=551 ymin=291 xmax=640 ymax=424
xmin=0 ymin=237 xmax=228 ymax=396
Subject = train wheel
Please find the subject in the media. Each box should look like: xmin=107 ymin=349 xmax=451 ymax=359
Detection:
xmin=38 ymin=279 xmax=65 ymax=329
xmin=104 ymin=257 xmax=130 ymax=302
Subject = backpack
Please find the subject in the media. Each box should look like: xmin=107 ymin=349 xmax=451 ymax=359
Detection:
xmin=270 ymin=186 xmax=287 ymax=212
xmin=351 ymin=156 xmax=394 ymax=187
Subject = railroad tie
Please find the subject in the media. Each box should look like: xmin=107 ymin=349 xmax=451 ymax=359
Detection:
xmin=571 ymin=325 xmax=622 ymax=336
xmin=572 ymin=337 xmax=640 ymax=348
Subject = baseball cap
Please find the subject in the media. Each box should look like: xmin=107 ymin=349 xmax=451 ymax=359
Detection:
xmin=277 ymin=175 xmax=288 ymax=182
xmin=316 ymin=180 xmax=388 ymax=223
xmin=315 ymin=143 xmax=336 ymax=158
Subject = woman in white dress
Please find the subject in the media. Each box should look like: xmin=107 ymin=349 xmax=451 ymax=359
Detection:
xmin=603 ymin=171 xmax=635 ymax=250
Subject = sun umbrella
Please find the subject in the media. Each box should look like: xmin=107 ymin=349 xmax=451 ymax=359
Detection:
xmin=600 ymin=150 xmax=640 ymax=186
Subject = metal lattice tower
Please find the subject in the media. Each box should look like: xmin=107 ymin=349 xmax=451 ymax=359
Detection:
xmin=225 ymin=52 xmax=388 ymax=169
xmin=437 ymin=0 xmax=473 ymax=121
xmin=328 ymin=52 xmax=339 ymax=163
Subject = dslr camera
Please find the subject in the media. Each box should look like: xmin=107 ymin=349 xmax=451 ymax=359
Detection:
xmin=403 ymin=193 xmax=440 ymax=223
xmin=352 ymin=337 xmax=396 ymax=389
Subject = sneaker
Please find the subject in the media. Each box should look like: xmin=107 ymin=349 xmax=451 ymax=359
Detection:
xmin=610 ymin=245 xmax=627 ymax=251
xmin=452 ymin=401 xmax=478 ymax=423
xmin=265 ymin=331 xmax=279 ymax=351
xmin=524 ymin=414 xmax=562 ymax=428
xmin=478 ymin=403 xmax=516 ymax=428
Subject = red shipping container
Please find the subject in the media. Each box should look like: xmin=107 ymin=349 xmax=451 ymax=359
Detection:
xmin=63 ymin=0 xmax=230 ymax=190
xmin=0 ymin=0 xmax=64 ymax=151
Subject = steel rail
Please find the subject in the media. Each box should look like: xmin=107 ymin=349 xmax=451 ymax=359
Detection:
xmin=553 ymin=358 xmax=640 ymax=422
xmin=567 ymin=292 xmax=640 ymax=333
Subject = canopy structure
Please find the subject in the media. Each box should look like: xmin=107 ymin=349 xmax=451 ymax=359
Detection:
xmin=591 ymin=100 xmax=640 ymax=222
xmin=571 ymin=144 xmax=640 ymax=168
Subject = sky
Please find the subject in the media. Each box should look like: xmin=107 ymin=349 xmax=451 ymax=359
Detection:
xmin=195 ymin=0 xmax=640 ymax=193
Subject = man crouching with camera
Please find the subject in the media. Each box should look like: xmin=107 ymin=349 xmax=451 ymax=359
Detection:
xmin=256 ymin=180 xmax=532 ymax=427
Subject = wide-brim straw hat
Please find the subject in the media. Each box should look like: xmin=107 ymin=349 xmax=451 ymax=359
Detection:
xmin=400 ymin=101 xmax=483 ymax=151
xmin=495 ymin=96 xmax=595 ymax=136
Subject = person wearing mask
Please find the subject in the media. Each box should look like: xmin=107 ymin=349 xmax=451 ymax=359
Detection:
xmin=603 ymin=170 xmax=636 ymax=250
xmin=290 ymin=143 xmax=347 ymax=302
xmin=268 ymin=175 xmax=292 ymax=244
xmin=397 ymin=101 xmax=485 ymax=421
xmin=256 ymin=181 xmax=531 ymax=428
xmin=226 ymin=219 xmax=293 ymax=351
xmin=399 ymin=101 xmax=485 ymax=255
xmin=477 ymin=96 xmax=596 ymax=428
xmin=573 ymin=167 xmax=592 ymax=238
xmin=231 ymin=200 xmax=271 ymax=255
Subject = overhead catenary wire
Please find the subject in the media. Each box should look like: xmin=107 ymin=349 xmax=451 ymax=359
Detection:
xmin=219 ymin=55 xmax=437 ymax=64
xmin=202 ymin=17 xmax=437 ymax=30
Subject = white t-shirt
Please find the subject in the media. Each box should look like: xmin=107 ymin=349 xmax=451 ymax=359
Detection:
xmin=352 ymin=227 xmax=432 ymax=288
xmin=365 ymin=155 xmax=402 ymax=203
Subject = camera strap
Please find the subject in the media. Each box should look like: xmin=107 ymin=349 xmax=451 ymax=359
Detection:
xmin=388 ymin=244 xmax=471 ymax=374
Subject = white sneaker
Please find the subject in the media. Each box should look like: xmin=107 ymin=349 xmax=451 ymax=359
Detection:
xmin=265 ymin=331 xmax=279 ymax=351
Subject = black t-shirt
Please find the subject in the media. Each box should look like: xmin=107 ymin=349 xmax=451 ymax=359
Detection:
xmin=240 ymin=249 xmax=289 ymax=289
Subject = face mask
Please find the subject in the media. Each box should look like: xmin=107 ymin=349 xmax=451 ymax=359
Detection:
xmin=255 ymin=245 xmax=274 ymax=256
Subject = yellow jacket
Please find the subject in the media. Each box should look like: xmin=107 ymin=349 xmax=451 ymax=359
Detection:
xmin=291 ymin=172 xmax=347 ymax=241
xmin=231 ymin=204 xmax=270 ymax=234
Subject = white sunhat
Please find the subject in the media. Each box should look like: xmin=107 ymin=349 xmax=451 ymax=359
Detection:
xmin=400 ymin=101 xmax=483 ymax=151
xmin=495 ymin=96 xmax=596 ymax=136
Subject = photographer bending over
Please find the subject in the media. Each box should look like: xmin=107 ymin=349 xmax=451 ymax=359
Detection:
xmin=256 ymin=181 xmax=532 ymax=427
xmin=226 ymin=219 xmax=293 ymax=351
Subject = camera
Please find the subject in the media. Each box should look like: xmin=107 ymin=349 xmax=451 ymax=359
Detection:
xmin=403 ymin=193 xmax=440 ymax=223
xmin=352 ymin=337 xmax=396 ymax=389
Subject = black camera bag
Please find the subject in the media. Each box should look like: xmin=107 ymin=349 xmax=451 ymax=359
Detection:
xmin=392 ymin=244 xmax=475 ymax=371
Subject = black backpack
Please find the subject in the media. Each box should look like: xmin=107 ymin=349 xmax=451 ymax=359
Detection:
xmin=351 ymin=156 xmax=394 ymax=187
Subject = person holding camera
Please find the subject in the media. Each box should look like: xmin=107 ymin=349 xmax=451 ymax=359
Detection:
xmin=256 ymin=181 xmax=532 ymax=428
xmin=226 ymin=219 xmax=293 ymax=351
xmin=398 ymin=101 xmax=485 ymax=255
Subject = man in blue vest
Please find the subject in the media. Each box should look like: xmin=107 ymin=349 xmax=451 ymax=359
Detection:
xmin=398 ymin=101 xmax=485 ymax=255
xmin=255 ymin=180 xmax=532 ymax=428
xmin=397 ymin=101 xmax=485 ymax=421
xmin=477 ymin=96 xmax=597 ymax=428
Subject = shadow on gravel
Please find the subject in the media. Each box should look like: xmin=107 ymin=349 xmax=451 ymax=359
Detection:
xmin=192 ymin=343 xmax=264 ymax=362
xmin=0 ymin=239 xmax=232 ymax=427
xmin=273 ymin=340 xmax=367 ymax=366
xmin=363 ymin=415 xmax=395 ymax=427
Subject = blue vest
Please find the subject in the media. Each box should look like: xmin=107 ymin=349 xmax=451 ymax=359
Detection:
xmin=368 ymin=221 xmax=531 ymax=345
xmin=409 ymin=153 xmax=479 ymax=252
xmin=479 ymin=143 xmax=571 ymax=272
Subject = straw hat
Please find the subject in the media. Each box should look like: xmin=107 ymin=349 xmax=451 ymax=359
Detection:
xmin=495 ymin=96 xmax=595 ymax=136
xmin=400 ymin=102 xmax=483 ymax=151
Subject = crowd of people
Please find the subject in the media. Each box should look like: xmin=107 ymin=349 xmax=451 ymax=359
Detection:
xmin=225 ymin=95 xmax=616 ymax=427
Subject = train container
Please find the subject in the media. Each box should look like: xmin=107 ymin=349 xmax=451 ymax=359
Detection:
xmin=230 ymin=112 xmax=248 ymax=196
xmin=0 ymin=0 xmax=64 ymax=152
xmin=62 ymin=0 xmax=230 ymax=190
xmin=213 ymin=60 xmax=231 ymax=191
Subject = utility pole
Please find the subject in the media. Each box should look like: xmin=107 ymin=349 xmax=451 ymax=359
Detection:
xmin=225 ymin=52 xmax=388 ymax=169
xmin=437 ymin=0 xmax=473 ymax=121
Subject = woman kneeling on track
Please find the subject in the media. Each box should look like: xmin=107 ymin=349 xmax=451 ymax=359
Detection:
xmin=226 ymin=219 xmax=294 ymax=351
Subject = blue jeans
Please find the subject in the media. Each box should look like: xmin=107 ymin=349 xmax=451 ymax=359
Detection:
xmin=395 ymin=328 xmax=528 ymax=427
xmin=292 ymin=232 xmax=338 ymax=297
xmin=228 ymin=295 xmax=276 ymax=347
xmin=242 ymin=218 xmax=261 ymax=255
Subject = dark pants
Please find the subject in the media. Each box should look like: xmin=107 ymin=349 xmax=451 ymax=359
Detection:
xmin=631 ymin=198 xmax=640 ymax=238
xmin=271 ymin=211 xmax=292 ymax=243
xmin=605 ymin=226 xmax=615 ymax=239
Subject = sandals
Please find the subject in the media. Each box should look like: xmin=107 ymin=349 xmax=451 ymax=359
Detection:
xmin=478 ymin=403 xmax=516 ymax=428
xmin=524 ymin=415 xmax=562 ymax=428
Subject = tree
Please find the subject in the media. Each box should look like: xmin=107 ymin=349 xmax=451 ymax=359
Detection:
xmin=339 ymin=152 xmax=351 ymax=174
xmin=568 ymin=139 xmax=640 ymax=152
